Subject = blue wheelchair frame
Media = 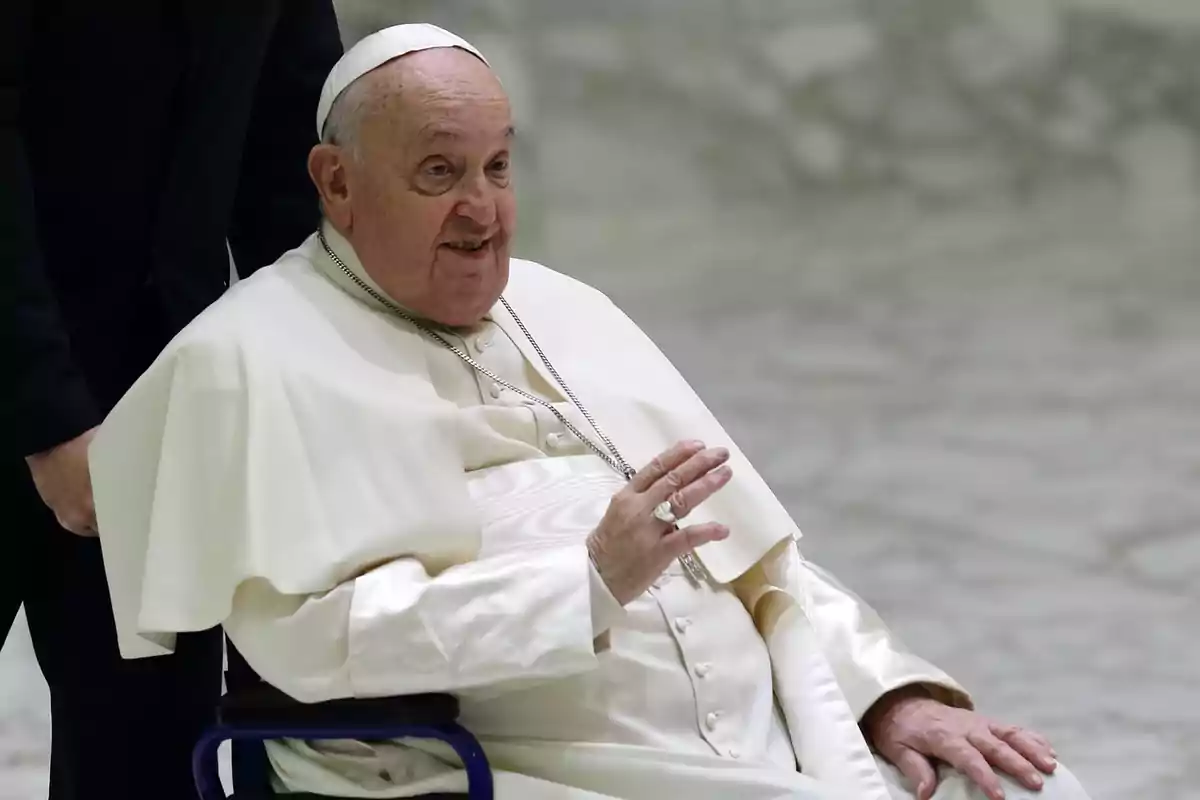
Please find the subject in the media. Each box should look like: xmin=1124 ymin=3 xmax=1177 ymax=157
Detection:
xmin=192 ymin=642 xmax=494 ymax=799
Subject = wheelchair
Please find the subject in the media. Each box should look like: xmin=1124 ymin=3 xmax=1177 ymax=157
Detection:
xmin=192 ymin=640 xmax=494 ymax=799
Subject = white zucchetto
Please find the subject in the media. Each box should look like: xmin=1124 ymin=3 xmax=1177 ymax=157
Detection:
xmin=315 ymin=23 xmax=489 ymax=137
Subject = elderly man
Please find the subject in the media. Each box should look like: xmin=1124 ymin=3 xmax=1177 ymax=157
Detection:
xmin=90 ymin=24 xmax=1092 ymax=800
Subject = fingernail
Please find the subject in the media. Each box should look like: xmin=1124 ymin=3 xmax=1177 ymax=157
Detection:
xmin=1030 ymin=773 xmax=1043 ymax=788
xmin=990 ymin=789 xmax=1005 ymax=800
xmin=715 ymin=446 xmax=729 ymax=458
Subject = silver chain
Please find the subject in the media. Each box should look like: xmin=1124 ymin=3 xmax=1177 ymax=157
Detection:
xmin=317 ymin=231 xmax=707 ymax=584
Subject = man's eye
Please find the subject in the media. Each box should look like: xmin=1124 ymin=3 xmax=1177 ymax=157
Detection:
xmin=489 ymin=159 xmax=510 ymax=173
xmin=425 ymin=162 xmax=453 ymax=178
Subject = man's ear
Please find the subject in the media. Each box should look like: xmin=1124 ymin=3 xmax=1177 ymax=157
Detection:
xmin=308 ymin=143 xmax=353 ymax=229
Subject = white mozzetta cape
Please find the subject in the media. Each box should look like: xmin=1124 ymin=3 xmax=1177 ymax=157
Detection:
xmin=91 ymin=235 xmax=969 ymax=800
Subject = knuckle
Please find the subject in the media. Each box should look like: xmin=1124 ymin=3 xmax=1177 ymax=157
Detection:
xmin=658 ymin=533 xmax=683 ymax=557
xmin=1008 ymin=754 xmax=1035 ymax=773
xmin=607 ymin=498 xmax=636 ymax=526
xmin=965 ymin=731 xmax=992 ymax=751
xmin=945 ymin=737 xmax=975 ymax=761
xmin=670 ymin=442 xmax=698 ymax=462
xmin=663 ymin=469 xmax=684 ymax=489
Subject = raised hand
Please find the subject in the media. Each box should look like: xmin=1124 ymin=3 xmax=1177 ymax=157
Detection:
xmin=587 ymin=440 xmax=732 ymax=605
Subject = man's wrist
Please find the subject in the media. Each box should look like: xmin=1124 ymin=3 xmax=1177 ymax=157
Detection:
xmin=863 ymin=684 xmax=937 ymax=737
xmin=586 ymin=534 xmax=632 ymax=606
xmin=586 ymin=549 xmax=625 ymax=640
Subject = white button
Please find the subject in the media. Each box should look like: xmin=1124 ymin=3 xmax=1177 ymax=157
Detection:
xmin=704 ymin=711 xmax=721 ymax=731
xmin=694 ymin=662 xmax=711 ymax=678
xmin=488 ymin=383 xmax=503 ymax=399
xmin=728 ymin=747 xmax=740 ymax=759
xmin=674 ymin=617 xmax=691 ymax=633
xmin=473 ymin=336 xmax=493 ymax=353
xmin=545 ymin=432 xmax=566 ymax=450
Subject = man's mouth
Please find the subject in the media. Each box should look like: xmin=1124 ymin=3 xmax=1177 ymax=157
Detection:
xmin=443 ymin=238 xmax=490 ymax=254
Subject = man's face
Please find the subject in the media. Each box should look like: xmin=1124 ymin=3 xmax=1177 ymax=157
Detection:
xmin=334 ymin=50 xmax=516 ymax=328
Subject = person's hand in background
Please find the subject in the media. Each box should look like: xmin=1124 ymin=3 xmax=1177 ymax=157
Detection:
xmin=26 ymin=426 xmax=100 ymax=536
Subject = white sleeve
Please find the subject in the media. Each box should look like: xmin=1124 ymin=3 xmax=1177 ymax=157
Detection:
xmin=224 ymin=543 xmax=626 ymax=703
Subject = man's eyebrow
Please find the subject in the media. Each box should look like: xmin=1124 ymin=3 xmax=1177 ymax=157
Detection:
xmin=417 ymin=125 xmax=459 ymax=142
xmin=415 ymin=124 xmax=516 ymax=142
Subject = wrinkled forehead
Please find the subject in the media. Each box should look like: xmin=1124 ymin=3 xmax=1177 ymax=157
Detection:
xmin=367 ymin=48 xmax=503 ymax=104
xmin=357 ymin=53 xmax=512 ymax=147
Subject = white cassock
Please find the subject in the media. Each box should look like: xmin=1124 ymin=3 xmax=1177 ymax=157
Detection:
xmin=89 ymin=222 xmax=1091 ymax=800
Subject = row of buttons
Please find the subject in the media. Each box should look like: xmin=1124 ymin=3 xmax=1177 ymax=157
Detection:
xmin=671 ymin=613 xmax=740 ymax=759
xmin=677 ymin=626 xmax=714 ymax=677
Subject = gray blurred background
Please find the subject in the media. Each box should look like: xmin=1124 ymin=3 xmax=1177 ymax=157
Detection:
xmin=3 ymin=1 xmax=1198 ymax=797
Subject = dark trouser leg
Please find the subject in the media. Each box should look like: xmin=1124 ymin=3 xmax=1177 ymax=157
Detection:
xmin=0 ymin=569 xmax=22 ymax=648
xmin=13 ymin=463 xmax=224 ymax=800
xmin=1 ymin=464 xmax=58 ymax=795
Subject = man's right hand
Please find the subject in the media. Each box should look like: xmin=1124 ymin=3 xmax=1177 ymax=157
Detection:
xmin=587 ymin=440 xmax=732 ymax=605
xmin=26 ymin=426 xmax=100 ymax=536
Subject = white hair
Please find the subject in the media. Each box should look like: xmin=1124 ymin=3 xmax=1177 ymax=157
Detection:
xmin=319 ymin=77 xmax=375 ymax=159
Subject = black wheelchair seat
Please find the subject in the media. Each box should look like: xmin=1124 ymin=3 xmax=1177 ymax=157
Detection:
xmin=194 ymin=639 xmax=492 ymax=800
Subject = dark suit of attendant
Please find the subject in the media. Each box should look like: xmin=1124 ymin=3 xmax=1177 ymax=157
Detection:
xmin=1 ymin=1 xmax=342 ymax=797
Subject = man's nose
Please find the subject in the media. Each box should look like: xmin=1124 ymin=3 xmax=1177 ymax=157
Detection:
xmin=453 ymin=175 xmax=498 ymax=227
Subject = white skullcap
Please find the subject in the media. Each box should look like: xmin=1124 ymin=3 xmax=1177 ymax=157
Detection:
xmin=316 ymin=23 xmax=489 ymax=137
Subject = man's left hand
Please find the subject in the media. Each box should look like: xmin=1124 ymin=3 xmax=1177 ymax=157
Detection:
xmin=864 ymin=688 xmax=1058 ymax=800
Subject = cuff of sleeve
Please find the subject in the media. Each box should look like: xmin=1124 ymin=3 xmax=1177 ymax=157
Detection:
xmin=16 ymin=375 xmax=101 ymax=457
xmin=587 ymin=556 xmax=626 ymax=637
xmin=859 ymin=679 xmax=975 ymax=729
xmin=920 ymin=680 xmax=974 ymax=711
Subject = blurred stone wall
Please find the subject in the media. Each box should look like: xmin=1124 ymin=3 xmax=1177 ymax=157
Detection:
xmin=335 ymin=0 xmax=1200 ymax=213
